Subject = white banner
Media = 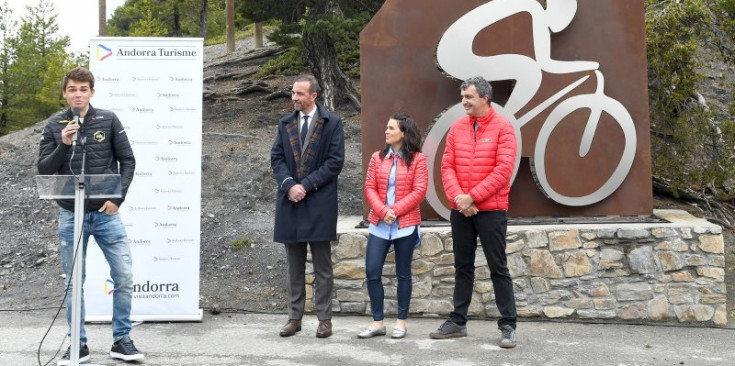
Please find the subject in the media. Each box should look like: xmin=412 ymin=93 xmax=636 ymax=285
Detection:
xmin=86 ymin=37 xmax=203 ymax=321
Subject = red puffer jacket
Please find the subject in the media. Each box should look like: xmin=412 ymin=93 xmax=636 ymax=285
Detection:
xmin=365 ymin=150 xmax=428 ymax=228
xmin=441 ymin=107 xmax=517 ymax=211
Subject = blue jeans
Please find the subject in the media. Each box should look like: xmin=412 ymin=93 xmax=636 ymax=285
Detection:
xmin=365 ymin=228 xmax=417 ymax=320
xmin=58 ymin=208 xmax=134 ymax=344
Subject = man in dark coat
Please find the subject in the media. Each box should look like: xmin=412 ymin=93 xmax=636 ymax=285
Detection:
xmin=270 ymin=74 xmax=345 ymax=338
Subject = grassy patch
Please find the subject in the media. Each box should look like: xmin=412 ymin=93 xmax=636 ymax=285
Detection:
xmin=230 ymin=237 xmax=253 ymax=251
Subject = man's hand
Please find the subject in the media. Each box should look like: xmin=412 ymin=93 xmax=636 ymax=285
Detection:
xmin=460 ymin=204 xmax=479 ymax=217
xmin=98 ymin=201 xmax=119 ymax=214
xmin=383 ymin=209 xmax=397 ymax=225
xmin=454 ymin=194 xmax=474 ymax=211
xmin=61 ymin=121 xmax=80 ymax=146
xmin=288 ymin=184 xmax=307 ymax=202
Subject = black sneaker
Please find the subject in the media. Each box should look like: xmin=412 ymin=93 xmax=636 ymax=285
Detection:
xmin=429 ymin=320 xmax=467 ymax=339
xmin=110 ymin=336 xmax=145 ymax=362
xmin=499 ymin=324 xmax=517 ymax=348
xmin=57 ymin=344 xmax=90 ymax=365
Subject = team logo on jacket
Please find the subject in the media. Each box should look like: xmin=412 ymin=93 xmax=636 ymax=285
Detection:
xmin=481 ymin=138 xmax=492 ymax=143
xmin=94 ymin=131 xmax=106 ymax=142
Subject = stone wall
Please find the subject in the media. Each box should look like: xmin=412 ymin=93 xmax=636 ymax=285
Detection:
xmin=304 ymin=210 xmax=727 ymax=327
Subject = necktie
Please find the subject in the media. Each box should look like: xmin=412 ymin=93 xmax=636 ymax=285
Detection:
xmin=300 ymin=115 xmax=309 ymax=146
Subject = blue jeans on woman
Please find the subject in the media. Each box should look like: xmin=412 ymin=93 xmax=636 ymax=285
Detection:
xmin=365 ymin=228 xmax=417 ymax=321
xmin=58 ymin=208 xmax=134 ymax=344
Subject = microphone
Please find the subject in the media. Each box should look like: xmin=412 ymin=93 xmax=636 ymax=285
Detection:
xmin=72 ymin=108 xmax=81 ymax=145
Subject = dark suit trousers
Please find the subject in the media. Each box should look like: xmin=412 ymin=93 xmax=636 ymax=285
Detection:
xmin=449 ymin=210 xmax=517 ymax=329
xmin=285 ymin=241 xmax=333 ymax=321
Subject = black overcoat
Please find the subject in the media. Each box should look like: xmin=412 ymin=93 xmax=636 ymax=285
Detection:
xmin=270 ymin=104 xmax=345 ymax=244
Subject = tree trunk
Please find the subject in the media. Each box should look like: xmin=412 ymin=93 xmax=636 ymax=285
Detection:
xmin=226 ymin=0 xmax=235 ymax=53
xmin=173 ymin=1 xmax=181 ymax=37
xmin=98 ymin=0 xmax=107 ymax=36
xmin=254 ymin=22 xmax=263 ymax=48
xmin=302 ymin=0 xmax=361 ymax=111
xmin=199 ymin=0 xmax=208 ymax=39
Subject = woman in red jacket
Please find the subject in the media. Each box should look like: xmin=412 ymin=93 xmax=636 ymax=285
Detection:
xmin=358 ymin=113 xmax=428 ymax=339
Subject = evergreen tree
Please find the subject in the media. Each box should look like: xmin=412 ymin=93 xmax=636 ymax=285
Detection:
xmin=0 ymin=2 xmax=15 ymax=133
xmin=3 ymin=0 xmax=71 ymax=133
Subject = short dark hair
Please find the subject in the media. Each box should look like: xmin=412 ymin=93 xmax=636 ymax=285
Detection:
xmin=460 ymin=76 xmax=492 ymax=105
xmin=295 ymin=74 xmax=321 ymax=95
xmin=62 ymin=67 xmax=95 ymax=91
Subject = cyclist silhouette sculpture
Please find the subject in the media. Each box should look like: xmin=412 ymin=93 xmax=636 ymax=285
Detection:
xmin=423 ymin=0 xmax=637 ymax=219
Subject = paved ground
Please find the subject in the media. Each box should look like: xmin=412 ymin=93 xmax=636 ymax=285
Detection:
xmin=1 ymin=310 xmax=733 ymax=366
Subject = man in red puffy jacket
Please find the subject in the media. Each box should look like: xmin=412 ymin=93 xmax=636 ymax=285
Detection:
xmin=429 ymin=76 xmax=518 ymax=349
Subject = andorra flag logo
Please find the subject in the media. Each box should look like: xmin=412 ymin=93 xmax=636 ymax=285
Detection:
xmin=96 ymin=44 xmax=112 ymax=61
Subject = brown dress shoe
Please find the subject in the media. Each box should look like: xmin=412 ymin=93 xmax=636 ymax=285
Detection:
xmin=316 ymin=319 xmax=332 ymax=338
xmin=279 ymin=319 xmax=301 ymax=337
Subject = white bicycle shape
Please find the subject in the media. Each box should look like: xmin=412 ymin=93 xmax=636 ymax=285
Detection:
xmin=422 ymin=0 xmax=637 ymax=220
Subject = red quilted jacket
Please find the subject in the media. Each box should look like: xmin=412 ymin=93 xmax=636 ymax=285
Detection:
xmin=441 ymin=107 xmax=517 ymax=211
xmin=365 ymin=150 xmax=428 ymax=228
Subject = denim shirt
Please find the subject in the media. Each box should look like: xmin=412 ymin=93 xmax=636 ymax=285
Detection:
xmin=368 ymin=148 xmax=420 ymax=246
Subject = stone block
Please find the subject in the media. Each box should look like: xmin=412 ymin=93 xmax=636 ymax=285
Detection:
xmin=335 ymin=233 xmax=367 ymax=259
xmin=531 ymin=277 xmax=550 ymax=293
xmin=475 ymin=266 xmax=491 ymax=280
xmin=616 ymin=283 xmax=654 ymax=301
xmin=651 ymin=228 xmax=677 ymax=238
xmin=577 ymin=310 xmax=616 ymax=319
xmin=562 ymin=251 xmax=593 ymax=277
xmin=431 ymin=285 xmax=454 ymax=298
xmin=411 ymin=299 xmax=453 ymax=314
xmin=655 ymin=240 xmax=689 ymax=252
xmin=517 ymin=305 xmax=543 ymax=317
xmin=508 ymin=253 xmax=529 ymax=277
xmin=671 ymin=270 xmax=694 ymax=282
xmin=709 ymin=256 xmax=725 ymax=267
xmin=628 ymin=246 xmax=660 ymax=274
xmin=529 ymin=250 xmax=563 ymax=278
xmin=334 ymin=279 xmax=363 ymax=289
xmin=336 ymin=289 xmax=369 ymax=302
xmin=647 ymin=295 xmax=669 ymax=321
xmin=617 ymin=228 xmax=650 ymax=239
xmin=333 ymin=260 xmax=366 ymax=279
xmin=618 ymin=302 xmax=647 ymax=320
xmin=698 ymin=235 xmax=724 ymax=254
xmin=596 ymin=229 xmax=618 ymax=239
xmin=565 ymin=298 xmax=593 ymax=309
xmin=468 ymin=294 xmax=484 ymax=316
xmin=474 ymin=280 xmax=493 ymax=294
xmin=305 ymin=274 xmax=315 ymax=285
xmin=700 ymin=294 xmax=727 ymax=305
xmin=599 ymin=248 xmax=625 ymax=270
xmin=594 ymin=298 xmax=617 ymax=310
xmin=436 ymin=253 xmax=454 ymax=265
xmin=507 ymin=239 xmax=526 ymax=254
xmin=432 ymin=266 xmax=455 ymax=277
xmin=526 ymin=230 xmax=548 ymax=248
xmin=411 ymin=259 xmax=435 ymax=275
xmin=340 ymin=301 xmax=366 ymax=314
xmin=420 ymin=233 xmax=444 ymax=257
xmin=583 ymin=241 xmax=600 ymax=249
xmin=697 ymin=267 xmax=725 ymax=282
xmin=679 ymin=228 xmax=693 ymax=239
xmin=443 ymin=237 xmax=453 ymax=252
xmin=549 ymin=230 xmax=581 ymax=251
xmin=589 ymin=283 xmax=611 ymax=297
xmin=713 ymin=304 xmax=727 ymax=327
xmin=674 ymin=305 xmax=714 ymax=322
xmin=657 ymin=251 xmax=683 ymax=272
xmin=412 ymin=277 xmax=433 ymax=298
xmin=543 ymin=306 xmax=575 ymax=318
xmin=685 ymin=255 xmax=707 ymax=267
xmin=580 ymin=232 xmax=597 ymax=241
